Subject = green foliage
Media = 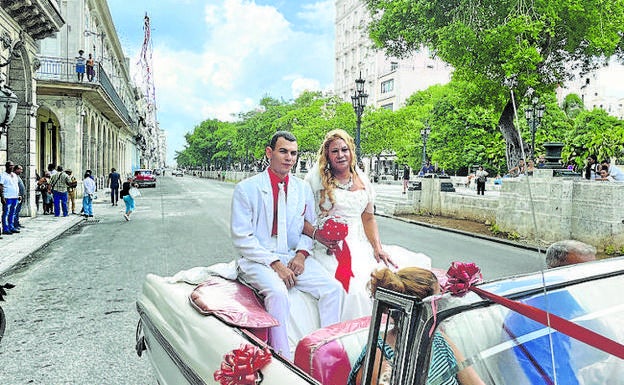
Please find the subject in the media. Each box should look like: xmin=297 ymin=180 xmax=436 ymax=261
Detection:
xmin=363 ymin=0 xmax=624 ymax=163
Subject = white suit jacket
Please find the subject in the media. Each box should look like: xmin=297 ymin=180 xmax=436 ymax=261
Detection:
xmin=231 ymin=169 xmax=316 ymax=268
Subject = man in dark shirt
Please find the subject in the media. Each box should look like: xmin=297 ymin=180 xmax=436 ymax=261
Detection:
xmin=107 ymin=168 xmax=121 ymax=206
xmin=402 ymin=165 xmax=410 ymax=194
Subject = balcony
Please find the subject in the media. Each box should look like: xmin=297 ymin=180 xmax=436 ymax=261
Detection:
xmin=35 ymin=56 xmax=133 ymax=128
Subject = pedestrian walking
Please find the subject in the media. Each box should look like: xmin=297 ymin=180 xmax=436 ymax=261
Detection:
xmin=107 ymin=168 xmax=121 ymax=206
xmin=82 ymin=171 xmax=96 ymax=218
xmin=50 ymin=166 xmax=72 ymax=217
xmin=66 ymin=169 xmax=78 ymax=214
xmin=12 ymin=165 xmax=25 ymax=230
xmin=402 ymin=164 xmax=410 ymax=194
xmin=120 ymin=177 xmax=139 ymax=221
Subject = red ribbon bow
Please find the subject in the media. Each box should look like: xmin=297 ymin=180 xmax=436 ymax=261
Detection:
xmin=440 ymin=261 xmax=624 ymax=360
xmin=442 ymin=261 xmax=483 ymax=296
xmin=213 ymin=344 xmax=272 ymax=385
xmin=316 ymin=216 xmax=353 ymax=292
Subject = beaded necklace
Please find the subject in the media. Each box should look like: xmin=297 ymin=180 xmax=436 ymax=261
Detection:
xmin=334 ymin=174 xmax=353 ymax=190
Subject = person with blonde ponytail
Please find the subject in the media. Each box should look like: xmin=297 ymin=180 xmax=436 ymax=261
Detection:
xmin=348 ymin=267 xmax=485 ymax=385
xmin=305 ymin=129 xmax=396 ymax=321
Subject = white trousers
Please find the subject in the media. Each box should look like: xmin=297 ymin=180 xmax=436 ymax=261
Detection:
xmin=238 ymin=254 xmax=343 ymax=360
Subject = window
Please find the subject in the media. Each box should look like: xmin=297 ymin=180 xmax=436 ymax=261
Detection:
xmin=381 ymin=103 xmax=393 ymax=110
xmin=390 ymin=62 xmax=398 ymax=71
xmin=381 ymin=79 xmax=394 ymax=94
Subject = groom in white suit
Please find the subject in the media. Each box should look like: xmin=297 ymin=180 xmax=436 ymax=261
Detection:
xmin=231 ymin=131 xmax=343 ymax=359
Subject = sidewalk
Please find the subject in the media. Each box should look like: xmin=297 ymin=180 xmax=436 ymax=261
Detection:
xmin=0 ymin=205 xmax=97 ymax=276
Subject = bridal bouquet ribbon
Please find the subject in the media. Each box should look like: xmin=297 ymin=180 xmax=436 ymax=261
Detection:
xmin=440 ymin=262 xmax=624 ymax=359
xmin=316 ymin=215 xmax=353 ymax=292
xmin=213 ymin=344 xmax=272 ymax=385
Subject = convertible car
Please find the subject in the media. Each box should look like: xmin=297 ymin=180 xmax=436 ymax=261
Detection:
xmin=135 ymin=256 xmax=624 ymax=385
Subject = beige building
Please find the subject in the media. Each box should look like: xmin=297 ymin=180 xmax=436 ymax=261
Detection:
xmin=557 ymin=61 xmax=624 ymax=120
xmin=1 ymin=0 xmax=163 ymax=217
xmin=334 ymin=0 xmax=452 ymax=111
xmin=1 ymin=0 xmax=64 ymax=216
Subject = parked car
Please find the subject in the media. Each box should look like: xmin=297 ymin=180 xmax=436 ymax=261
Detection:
xmin=135 ymin=256 xmax=624 ymax=385
xmin=133 ymin=169 xmax=157 ymax=188
xmin=172 ymin=169 xmax=183 ymax=177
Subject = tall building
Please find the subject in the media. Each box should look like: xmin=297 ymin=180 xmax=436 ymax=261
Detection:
xmin=334 ymin=0 xmax=452 ymax=111
xmin=0 ymin=0 xmax=163 ymax=217
xmin=557 ymin=61 xmax=624 ymax=120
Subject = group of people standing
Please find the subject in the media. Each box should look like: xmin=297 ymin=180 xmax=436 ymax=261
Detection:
xmin=75 ymin=50 xmax=95 ymax=82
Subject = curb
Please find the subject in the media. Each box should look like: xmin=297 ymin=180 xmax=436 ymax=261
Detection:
xmin=375 ymin=212 xmax=545 ymax=253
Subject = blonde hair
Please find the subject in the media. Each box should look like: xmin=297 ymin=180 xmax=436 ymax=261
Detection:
xmin=316 ymin=129 xmax=357 ymax=214
xmin=369 ymin=267 xmax=438 ymax=300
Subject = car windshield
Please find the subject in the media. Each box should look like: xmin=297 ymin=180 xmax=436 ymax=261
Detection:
xmin=431 ymin=273 xmax=624 ymax=385
xmin=136 ymin=171 xmax=151 ymax=176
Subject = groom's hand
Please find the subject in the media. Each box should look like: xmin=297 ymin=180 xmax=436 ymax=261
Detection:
xmin=270 ymin=260 xmax=297 ymax=289
xmin=287 ymin=253 xmax=306 ymax=276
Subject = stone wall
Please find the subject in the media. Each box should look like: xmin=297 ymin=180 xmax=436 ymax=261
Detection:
xmin=410 ymin=170 xmax=624 ymax=250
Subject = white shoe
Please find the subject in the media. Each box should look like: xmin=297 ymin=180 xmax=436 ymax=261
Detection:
xmin=123 ymin=214 xmax=129 ymax=221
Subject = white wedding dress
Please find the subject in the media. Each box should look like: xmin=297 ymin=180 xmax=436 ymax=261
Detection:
xmin=306 ymin=167 xmax=431 ymax=322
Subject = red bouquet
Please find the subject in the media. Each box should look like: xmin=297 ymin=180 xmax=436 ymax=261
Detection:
xmin=316 ymin=216 xmax=353 ymax=292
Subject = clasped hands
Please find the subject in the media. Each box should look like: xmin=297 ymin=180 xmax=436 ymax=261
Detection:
xmin=272 ymin=252 xmax=306 ymax=289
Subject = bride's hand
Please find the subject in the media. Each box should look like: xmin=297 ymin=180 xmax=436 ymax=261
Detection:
xmin=375 ymin=249 xmax=397 ymax=268
xmin=315 ymin=232 xmax=338 ymax=250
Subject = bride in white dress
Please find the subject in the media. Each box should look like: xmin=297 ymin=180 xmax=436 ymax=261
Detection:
xmin=305 ymin=129 xmax=397 ymax=321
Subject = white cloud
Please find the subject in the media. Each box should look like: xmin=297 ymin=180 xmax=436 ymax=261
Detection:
xmin=297 ymin=1 xmax=335 ymax=31
xmin=290 ymin=77 xmax=321 ymax=97
xmin=133 ymin=0 xmax=334 ymax=162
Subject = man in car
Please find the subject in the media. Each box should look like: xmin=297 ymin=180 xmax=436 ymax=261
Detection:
xmin=230 ymin=131 xmax=343 ymax=360
xmin=545 ymin=240 xmax=596 ymax=268
xmin=502 ymin=240 xmax=596 ymax=385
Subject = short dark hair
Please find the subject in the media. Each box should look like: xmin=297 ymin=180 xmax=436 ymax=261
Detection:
xmin=268 ymin=131 xmax=296 ymax=150
xmin=546 ymin=240 xmax=596 ymax=268
xmin=588 ymin=154 xmax=597 ymax=162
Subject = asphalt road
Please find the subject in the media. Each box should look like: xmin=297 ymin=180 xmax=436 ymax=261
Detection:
xmin=0 ymin=175 xmax=543 ymax=384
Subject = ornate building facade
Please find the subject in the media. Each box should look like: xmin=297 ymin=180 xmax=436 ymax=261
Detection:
xmin=1 ymin=0 xmax=64 ymax=216
xmin=1 ymin=0 xmax=164 ymax=217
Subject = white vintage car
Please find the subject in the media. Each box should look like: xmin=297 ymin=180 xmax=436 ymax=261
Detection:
xmin=135 ymin=256 xmax=624 ymax=385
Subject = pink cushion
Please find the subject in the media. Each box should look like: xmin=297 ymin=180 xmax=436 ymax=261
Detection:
xmin=295 ymin=316 xmax=371 ymax=385
xmin=189 ymin=276 xmax=278 ymax=330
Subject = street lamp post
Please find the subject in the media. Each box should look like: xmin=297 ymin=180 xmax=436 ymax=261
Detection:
xmin=525 ymin=97 xmax=545 ymax=161
xmin=351 ymin=72 xmax=368 ymax=162
xmin=226 ymin=140 xmax=232 ymax=171
xmin=420 ymin=124 xmax=431 ymax=169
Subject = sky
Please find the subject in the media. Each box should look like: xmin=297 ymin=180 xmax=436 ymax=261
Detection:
xmin=106 ymin=0 xmax=335 ymax=165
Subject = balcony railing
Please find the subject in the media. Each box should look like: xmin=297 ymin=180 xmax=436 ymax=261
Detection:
xmin=36 ymin=56 xmax=132 ymax=124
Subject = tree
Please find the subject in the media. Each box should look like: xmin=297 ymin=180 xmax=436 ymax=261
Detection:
xmin=364 ymin=0 xmax=624 ymax=168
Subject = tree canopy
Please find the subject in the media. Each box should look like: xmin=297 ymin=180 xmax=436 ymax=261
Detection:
xmin=364 ymin=0 xmax=624 ymax=167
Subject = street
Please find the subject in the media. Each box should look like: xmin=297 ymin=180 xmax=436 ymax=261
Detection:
xmin=0 ymin=175 xmax=543 ymax=384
